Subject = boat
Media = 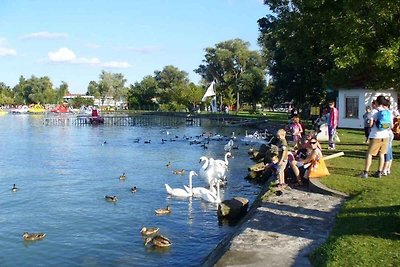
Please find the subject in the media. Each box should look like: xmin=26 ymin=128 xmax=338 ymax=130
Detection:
xmin=11 ymin=105 xmax=29 ymax=114
xmin=28 ymin=104 xmax=46 ymax=114
xmin=51 ymin=104 xmax=71 ymax=113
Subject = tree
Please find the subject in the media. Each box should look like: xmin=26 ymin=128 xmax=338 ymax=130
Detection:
xmin=0 ymin=82 xmax=14 ymax=105
xmin=98 ymin=70 xmax=127 ymax=106
xmin=259 ymin=0 xmax=400 ymax=109
xmin=195 ymin=39 xmax=266 ymax=111
xmin=87 ymin=81 xmax=100 ymax=98
xmin=240 ymin=66 xmax=267 ymax=111
xmin=127 ymin=75 xmax=159 ymax=109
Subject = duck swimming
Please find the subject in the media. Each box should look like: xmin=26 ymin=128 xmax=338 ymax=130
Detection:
xmin=144 ymin=235 xmax=172 ymax=248
xmin=173 ymin=169 xmax=185 ymax=175
xmin=166 ymin=161 xmax=171 ymax=168
xmin=131 ymin=186 xmax=137 ymax=193
xmin=119 ymin=173 xmax=126 ymax=180
xmin=23 ymin=232 xmax=46 ymax=241
xmin=155 ymin=205 xmax=171 ymax=215
xmin=105 ymin=195 xmax=118 ymax=202
xmin=140 ymin=227 xmax=159 ymax=236
xmin=11 ymin=184 xmax=18 ymax=192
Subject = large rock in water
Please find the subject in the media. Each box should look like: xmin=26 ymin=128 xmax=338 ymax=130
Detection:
xmin=218 ymin=197 xmax=249 ymax=220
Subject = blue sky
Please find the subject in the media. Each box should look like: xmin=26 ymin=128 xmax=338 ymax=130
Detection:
xmin=0 ymin=0 xmax=269 ymax=93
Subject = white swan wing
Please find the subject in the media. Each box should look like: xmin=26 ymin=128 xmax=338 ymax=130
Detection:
xmin=165 ymin=184 xmax=191 ymax=197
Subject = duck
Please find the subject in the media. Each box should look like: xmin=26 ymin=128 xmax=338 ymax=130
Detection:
xmin=133 ymin=138 xmax=140 ymax=143
xmin=144 ymin=140 xmax=151 ymax=144
xmin=155 ymin=205 xmax=171 ymax=215
xmin=173 ymin=169 xmax=185 ymax=175
xmin=166 ymin=161 xmax=171 ymax=168
xmin=144 ymin=235 xmax=172 ymax=248
xmin=140 ymin=227 xmax=159 ymax=236
xmin=119 ymin=173 xmax=126 ymax=180
xmin=105 ymin=195 xmax=118 ymax=202
xmin=131 ymin=186 xmax=137 ymax=193
xmin=11 ymin=184 xmax=18 ymax=192
xmin=23 ymin=232 xmax=46 ymax=241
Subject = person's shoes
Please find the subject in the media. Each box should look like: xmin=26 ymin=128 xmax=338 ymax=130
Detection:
xmin=372 ymin=171 xmax=382 ymax=178
xmin=382 ymin=171 xmax=388 ymax=176
xmin=328 ymin=146 xmax=336 ymax=150
xmin=360 ymin=171 xmax=368 ymax=178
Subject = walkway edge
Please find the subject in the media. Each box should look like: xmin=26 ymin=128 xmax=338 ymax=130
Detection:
xmin=309 ymin=178 xmax=349 ymax=198
xmin=201 ymin=179 xmax=274 ymax=267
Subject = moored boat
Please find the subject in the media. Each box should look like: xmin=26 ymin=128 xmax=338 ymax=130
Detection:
xmin=28 ymin=104 xmax=46 ymax=114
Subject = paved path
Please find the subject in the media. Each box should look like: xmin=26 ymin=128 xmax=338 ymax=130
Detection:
xmin=210 ymin=186 xmax=344 ymax=267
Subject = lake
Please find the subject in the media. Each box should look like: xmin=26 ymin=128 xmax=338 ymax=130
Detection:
xmin=0 ymin=114 xmax=265 ymax=267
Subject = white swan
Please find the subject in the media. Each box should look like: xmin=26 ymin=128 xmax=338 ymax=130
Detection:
xmin=199 ymin=156 xmax=218 ymax=186
xmin=224 ymin=140 xmax=234 ymax=152
xmin=200 ymin=179 xmax=222 ymax=204
xmin=212 ymin=152 xmax=232 ymax=180
xmin=183 ymin=172 xmax=215 ymax=198
xmin=165 ymin=171 xmax=197 ymax=197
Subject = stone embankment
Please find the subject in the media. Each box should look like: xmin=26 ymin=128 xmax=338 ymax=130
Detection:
xmin=204 ymin=183 xmax=344 ymax=267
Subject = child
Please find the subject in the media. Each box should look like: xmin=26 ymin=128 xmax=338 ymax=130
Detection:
xmin=275 ymin=129 xmax=289 ymax=188
xmin=362 ymin=106 xmax=372 ymax=143
xmin=290 ymin=116 xmax=303 ymax=147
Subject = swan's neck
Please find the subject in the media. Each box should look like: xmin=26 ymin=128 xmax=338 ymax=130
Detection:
xmin=224 ymin=154 xmax=229 ymax=165
xmin=216 ymin=181 xmax=220 ymax=201
xmin=189 ymin=174 xmax=193 ymax=192
xmin=202 ymin=158 xmax=209 ymax=169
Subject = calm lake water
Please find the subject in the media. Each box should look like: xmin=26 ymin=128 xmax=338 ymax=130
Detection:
xmin=0 ymin=114 xmax=264 ymax=267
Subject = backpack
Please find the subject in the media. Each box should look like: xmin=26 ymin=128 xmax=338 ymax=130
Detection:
xmin=376 ymin=109 xmax=391 ymax=130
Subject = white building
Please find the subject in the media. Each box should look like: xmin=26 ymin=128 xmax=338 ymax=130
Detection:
xmin=337 ymin=88 xmax=398 ymax=129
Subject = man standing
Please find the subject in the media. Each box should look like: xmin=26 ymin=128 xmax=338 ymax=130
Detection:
xmin=360 ymin=95 xmax=391 ymax=178
xmin=328 ymin=100 xmax=339 ymax=150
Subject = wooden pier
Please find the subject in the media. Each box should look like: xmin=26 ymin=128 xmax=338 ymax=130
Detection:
xmin=43 ymin=114 xmax=202 ymax=127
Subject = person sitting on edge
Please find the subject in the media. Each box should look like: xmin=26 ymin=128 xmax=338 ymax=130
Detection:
xmin=289 ymin=136 xmax=322 ymax=185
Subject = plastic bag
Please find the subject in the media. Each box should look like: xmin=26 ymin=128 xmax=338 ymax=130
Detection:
xmin=308 ymin=158 xmax=330 ymax=178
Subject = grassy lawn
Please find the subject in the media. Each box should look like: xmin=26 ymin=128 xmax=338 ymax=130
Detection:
xmin=310 ymin=129 xmax=400 ymax=266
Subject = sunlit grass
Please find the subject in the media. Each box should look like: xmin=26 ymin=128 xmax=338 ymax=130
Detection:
xmin=310 ymin=129 xmax=400 ymax=267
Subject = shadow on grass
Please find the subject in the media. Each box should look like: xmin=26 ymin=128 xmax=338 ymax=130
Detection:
xmin=332 ymin=205 xmax=400 ymax=240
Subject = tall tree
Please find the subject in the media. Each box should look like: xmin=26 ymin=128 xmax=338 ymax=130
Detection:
xmin=259 ymin=0 xmax=400 ymax=109
xmin=195 ymin=39 xmax=266 ymax=111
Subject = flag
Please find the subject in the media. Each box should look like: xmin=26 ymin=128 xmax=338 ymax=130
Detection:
xmin=201 ymin=81 xmax=216 ymax=102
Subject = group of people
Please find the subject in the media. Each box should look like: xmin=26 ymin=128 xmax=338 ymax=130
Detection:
xmin=265 ymin=127 xmax=329 ymax=189
xmin=361 ymin=95 xmax=396 ymax=178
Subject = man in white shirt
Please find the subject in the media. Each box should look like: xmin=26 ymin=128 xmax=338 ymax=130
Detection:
xmin=360 ymin=95 xmax=392 ymax=178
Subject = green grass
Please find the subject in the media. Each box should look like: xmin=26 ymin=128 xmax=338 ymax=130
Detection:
xmin=309 ymin=129 xmax=400 ymax=267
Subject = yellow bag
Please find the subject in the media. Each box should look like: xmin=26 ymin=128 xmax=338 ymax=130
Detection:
xmin=308 ymin=157 xmax=330 ymax=178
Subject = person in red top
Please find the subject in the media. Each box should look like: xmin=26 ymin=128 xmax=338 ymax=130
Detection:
xmin=328 ymin=100 xmax=339 ymax=150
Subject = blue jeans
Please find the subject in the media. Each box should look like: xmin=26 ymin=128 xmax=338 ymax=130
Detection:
xmin=328 ymin=126 xmax=336 ymax=148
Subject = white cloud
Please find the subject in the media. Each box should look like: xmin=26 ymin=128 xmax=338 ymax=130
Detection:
xmin=101 ymin=61 xmax=131 ymax=68
xmin=0 ymin=47 xmax=17 ymax=56
xmin=47 ymin=47 xmax=130 ymax=68
xmin=48 ymin=47 xmax=76 ymax=62
xmin=21 ymin=31 xmax=69 ymax=40
xmin=0 ymin=37 xmax=17 ymax=56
